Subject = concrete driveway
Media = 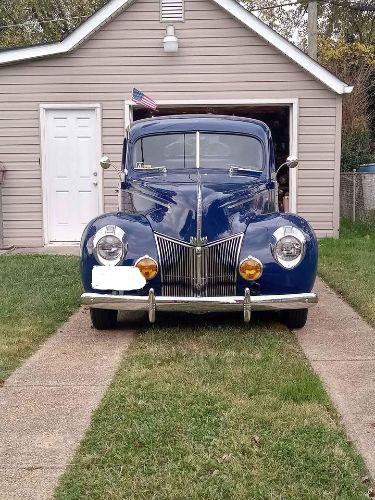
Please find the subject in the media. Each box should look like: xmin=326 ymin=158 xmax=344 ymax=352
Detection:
xmin=0 ymin=277 xmax=374 ymax=499
xmin=0 ymin=309 xmax=134 ymax=500
xmin=297 ymin=277 xmax=375 ymax=478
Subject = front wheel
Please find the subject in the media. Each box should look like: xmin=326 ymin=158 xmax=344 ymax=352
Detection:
xmin=90 ymin=308 xmax=118 ymax=330
xmin=281 ymin=308 xmax=308 ymax=329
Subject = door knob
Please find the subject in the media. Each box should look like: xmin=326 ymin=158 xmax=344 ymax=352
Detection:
xmin=93 ymin=180 xmax=98 ymax=186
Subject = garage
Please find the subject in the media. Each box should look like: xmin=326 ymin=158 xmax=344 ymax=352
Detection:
xmin=0 ymin=0 xmax=352 ymax=247
xmin=129 ymin=101 xmax=293 ymax=212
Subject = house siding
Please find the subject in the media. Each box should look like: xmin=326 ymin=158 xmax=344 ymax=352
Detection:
xmin=0 ymin=0 xmax=340 ymax=246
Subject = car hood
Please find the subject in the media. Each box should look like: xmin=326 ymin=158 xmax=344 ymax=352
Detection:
xmin=125 ymin=171 xmax=269 ymax=243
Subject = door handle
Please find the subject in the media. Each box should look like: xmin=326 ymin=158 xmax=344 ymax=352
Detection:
xmin=93 ymin=180 xmax=98 ymax=186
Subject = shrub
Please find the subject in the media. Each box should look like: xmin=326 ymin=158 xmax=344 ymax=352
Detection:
xmin=318 ymin=37 xmax=374 ymax=171
xmin=341 ymin=124 xmax=374 ymax=171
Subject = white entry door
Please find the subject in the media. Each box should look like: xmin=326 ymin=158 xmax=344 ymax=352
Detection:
xmin=43 ymin=107 xmax=101 ymax=243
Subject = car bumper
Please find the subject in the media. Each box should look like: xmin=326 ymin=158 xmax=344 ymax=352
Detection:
xmin=81 ymin=289 xmax=318 ymax=323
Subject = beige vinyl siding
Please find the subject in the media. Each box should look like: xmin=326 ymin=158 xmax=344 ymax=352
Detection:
xmin=0 ymin=0 xmax=340 ymax=246
xmin=298 ymin=96 xmax=340 ymax=237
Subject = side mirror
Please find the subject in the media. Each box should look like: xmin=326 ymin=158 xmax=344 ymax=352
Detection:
xmin=100 ymin=155 xmax=124 ymax=181
xmin=286 ymin=155 xmax=298 ymax=169
xmin=100 ymin=155 xmax=111 ymax=170
xmin=276 ymin=155 xmax=299 ymax=176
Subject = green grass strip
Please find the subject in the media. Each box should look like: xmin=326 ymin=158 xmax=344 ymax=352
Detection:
xmin=0 ymin=254 xmax=81 ymax=379
xmin=319 ymin=219 xmax=375 ymax=327
xmin=56 ymin=317 xmax=367 ymax=499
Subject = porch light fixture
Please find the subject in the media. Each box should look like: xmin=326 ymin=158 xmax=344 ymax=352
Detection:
xmin=163 ymin=25 xmax=178 ymax=53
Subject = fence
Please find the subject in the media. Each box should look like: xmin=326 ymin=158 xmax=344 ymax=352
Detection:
xmin=341 ymin=172 xmax=375 ymax=224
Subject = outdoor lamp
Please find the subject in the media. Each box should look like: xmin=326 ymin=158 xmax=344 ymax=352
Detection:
xmin=163 ymin=25 xmax=178 ymax=53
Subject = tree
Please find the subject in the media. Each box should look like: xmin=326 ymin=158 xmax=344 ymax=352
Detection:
xmin=242 ymin=0 xmax=308 ymax=43
xmin=0 ymin=0 xmax=109 ymax=48
xmin=242 ymin=0 xmax=375 ymax=47
xmin=318 ymin=1 xmax=375 ymax=44
xmin=243 ymin=0 xmax=375 ymax=169
xmin=319 ymin=37 xmax=375 ymax=169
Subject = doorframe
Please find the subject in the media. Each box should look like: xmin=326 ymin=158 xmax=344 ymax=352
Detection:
xmin=124 ymin=98 xmax=298 ymax=213
xmin=39 ymin=103 xmax=103 ymax=245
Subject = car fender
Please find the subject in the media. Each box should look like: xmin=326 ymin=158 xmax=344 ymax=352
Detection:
xmin=80 ymin=212 xmax=160 ymax=294
xmin=237 ymin=213 xmax=318 ymax=295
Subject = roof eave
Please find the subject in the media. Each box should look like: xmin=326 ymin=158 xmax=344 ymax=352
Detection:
xmin=0 ymin=0 xmax=134 ymax=66
xmin=0 ymin=0 xmax=352 ymax=95
xmin=214 ymin=0 xmax=352 ymax=95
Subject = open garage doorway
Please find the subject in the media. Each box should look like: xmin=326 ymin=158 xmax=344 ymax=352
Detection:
xmin=125 ymin=100 xmax=297 ymax=213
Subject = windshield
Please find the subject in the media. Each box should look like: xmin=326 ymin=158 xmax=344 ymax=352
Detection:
xmin=132 ymin=132 xmax=264 ymax=171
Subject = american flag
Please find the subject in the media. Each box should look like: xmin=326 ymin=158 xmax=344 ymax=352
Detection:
xmin=131 ymin=88 xmax=157 ymax=111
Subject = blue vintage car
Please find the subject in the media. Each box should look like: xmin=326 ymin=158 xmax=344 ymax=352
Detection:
xmin=81 ymin=115 xmax=318 ymax=329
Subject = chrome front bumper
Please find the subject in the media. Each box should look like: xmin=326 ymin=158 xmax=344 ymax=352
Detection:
xmin=81 ymin=288 xmax=318 ymax=324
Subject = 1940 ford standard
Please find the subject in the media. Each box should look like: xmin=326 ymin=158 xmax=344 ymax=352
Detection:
xmin=81 ymin=115 xmax=318 ymax=330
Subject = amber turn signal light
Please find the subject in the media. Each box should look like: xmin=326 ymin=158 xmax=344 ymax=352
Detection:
xmin=135 ymin=256 xmax=158 ymax=280
xmin=239 ymin=256 xmax=263 ymax=281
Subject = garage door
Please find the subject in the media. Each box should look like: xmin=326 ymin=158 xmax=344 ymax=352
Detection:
xmin=42 ymin=107 xmax=101 ymax=243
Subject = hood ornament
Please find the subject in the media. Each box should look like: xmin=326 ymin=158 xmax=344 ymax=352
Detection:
xmin=190 ymin=148 xmax=207 ymax=295
xmin=190 ymin=132 xmax=207 ymax=248
xmin=190 ymin=174 xmax=207 ymax=247
xmin=190 ymin=180 xmax=206 ymax=294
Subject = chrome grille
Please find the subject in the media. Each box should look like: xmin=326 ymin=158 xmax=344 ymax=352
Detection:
xmin=155 ymin=233 xmax=243 ymax=297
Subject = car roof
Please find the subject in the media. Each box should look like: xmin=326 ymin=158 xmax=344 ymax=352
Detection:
xmin=128 ymin=114 xmax=271 ymax=142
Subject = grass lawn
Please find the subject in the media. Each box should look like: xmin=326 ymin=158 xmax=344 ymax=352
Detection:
xmin=56 ymin=316 xmax=367 ymax=499
xmin=0 ymin=254 xmax=81 ymax=380
xmin=319 ymin=218 xmax=375 ymax=327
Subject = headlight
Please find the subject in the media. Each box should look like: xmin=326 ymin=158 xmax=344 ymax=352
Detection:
xmin=97 ymin=235 xmax=123 ymax=261
xmin=239 ymin=256 xmax=263 ymax=281
xmin=135 ymin=255 xmax=158 ymax=280
xmin=93 ymin=225 xmax=126 ymax=266
xmin=271 ymin=226 xmax=306 ymax=269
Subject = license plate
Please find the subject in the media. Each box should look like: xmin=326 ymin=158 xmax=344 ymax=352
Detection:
xmin=92 ymin=266 xmax=146 ymax=291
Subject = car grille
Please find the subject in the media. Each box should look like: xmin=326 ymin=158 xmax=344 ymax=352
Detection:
xmin=155 ymin=233 xmax=243 ymax=297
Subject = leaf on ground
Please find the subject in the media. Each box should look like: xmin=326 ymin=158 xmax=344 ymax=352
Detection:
xmin=252 ymin=435 xmax=261 ymax=445
xmin=0 ymin=379 xmax=4 ymax=387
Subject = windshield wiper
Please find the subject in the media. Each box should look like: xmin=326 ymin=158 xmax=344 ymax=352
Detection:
xmin=228 ymin=165 xmax=261 ymax=175
xmin=135 ymin=162 xmax=167 ymax=173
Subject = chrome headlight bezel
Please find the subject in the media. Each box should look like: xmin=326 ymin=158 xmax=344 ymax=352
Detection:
xmin=93 ymin=225 xmax=127 ymax=266
xmin=271 ymin=226 xmax=306 ymax=269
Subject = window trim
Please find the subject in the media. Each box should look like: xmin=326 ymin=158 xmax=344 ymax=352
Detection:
xmin=130 ymin=131 xmax=266 ymax=173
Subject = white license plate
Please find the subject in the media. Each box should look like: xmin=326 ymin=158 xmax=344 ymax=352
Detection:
xmin=92 ymin=266 xmax=146 ymax=291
